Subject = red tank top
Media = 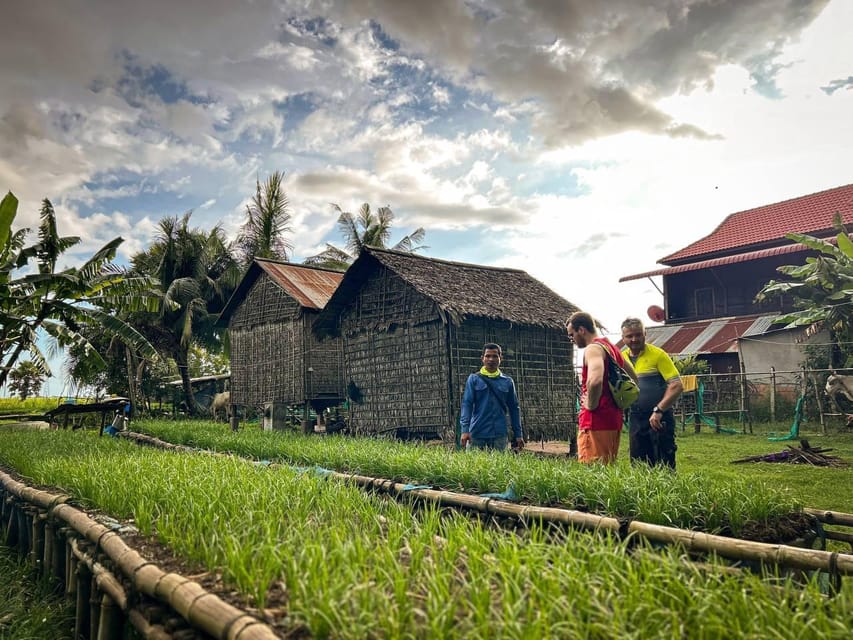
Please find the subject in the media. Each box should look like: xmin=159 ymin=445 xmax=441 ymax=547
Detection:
xmin=579 ymin=338 xmax=624 ymax=431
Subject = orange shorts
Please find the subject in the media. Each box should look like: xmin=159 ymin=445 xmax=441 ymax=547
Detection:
xmin=578 ymin=429 xmax=621 ymax=464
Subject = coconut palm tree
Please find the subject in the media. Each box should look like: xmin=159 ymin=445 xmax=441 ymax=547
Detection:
xmin=303 ymin=203 xmax=426 ymax=270
xmin=0 ymin=192 xmax=159 ymax=388
xmin=235 ymin=170 xmax=293 ymax=268
xmin=131 ymin=212 xmax=240 ymax=414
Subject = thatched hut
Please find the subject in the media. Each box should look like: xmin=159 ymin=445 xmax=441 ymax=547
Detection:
xmin=218 ymin=259 xmax=345 ymax=419
xmin=314 ymin=247 xmax=579 ymax=441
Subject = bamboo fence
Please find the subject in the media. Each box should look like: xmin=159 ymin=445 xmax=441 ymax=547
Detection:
xmin=0 ymin=468 xmax=279 ymax=640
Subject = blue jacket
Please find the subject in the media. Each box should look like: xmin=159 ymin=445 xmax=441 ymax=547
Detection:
xmin=460 ymin=372 xmax=523 ymax=439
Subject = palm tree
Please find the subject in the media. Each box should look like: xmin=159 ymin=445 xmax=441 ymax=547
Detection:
xmin=131 ymin=212 xmax=240 ymax=415
xmin=0 ymin=193 xmax=159 ymax=388
xmin=8 ymin=360 xmax=45 ymax=400
xmin=235 ymin=171 xmax=293 ymax=268
xmin=303 ymin=203 xmax=426 ymax=270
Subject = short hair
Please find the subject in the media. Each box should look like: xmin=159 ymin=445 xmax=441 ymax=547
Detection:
xmin=482 ymin=343 xmax=502 ymax=355
xmin=567 ymin=311 xmax=596 ymax=333
xmin=621 ymin=317 xmax=645 ymax=332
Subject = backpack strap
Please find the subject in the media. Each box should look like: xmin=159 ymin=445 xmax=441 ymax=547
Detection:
xmin=478 ymin=374 xmax=509 ymax=414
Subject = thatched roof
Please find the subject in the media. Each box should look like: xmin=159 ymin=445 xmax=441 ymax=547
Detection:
xmin=217 ymin=259 xmax=344 ymax=326
xmin=315 ymin=247 xmax=578 ymax=336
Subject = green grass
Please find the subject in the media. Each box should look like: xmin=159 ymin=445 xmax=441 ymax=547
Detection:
xmin=673 ymin=425 xmax=853 ymax=513
xmin=0 ymin=547 xmax=74 ymax=640
xmin=1 ymin=428 xmax=852 ymax=640
xmin=0 ymin=397 xmax=61 ymax=416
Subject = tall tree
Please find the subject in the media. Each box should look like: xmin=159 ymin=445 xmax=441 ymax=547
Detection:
xmin=756 ymin=213 xmax=853 ymax=369
xmin=235 ymin=171 xmax=293 ymax=268
xmin=0 ymin=192 xmax=159 ymax=388
xmin=303 ymin=203 xmax=426 ymax=270
xmin=8 ymin=360 xmax=45 ymax=400
xmin=131 ymin=212 xmax=240 ymax=414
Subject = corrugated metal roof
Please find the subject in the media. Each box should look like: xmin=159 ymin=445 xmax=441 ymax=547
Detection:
xmin=661 ymin=183 xmax=853 ymax=264
xmin=644 ymin=315 xmax=790 ymax=356
xmin=256 ymin=260 xmax=343 ymax=309
xmin=619 ymin=243 xmax=811 ymax=282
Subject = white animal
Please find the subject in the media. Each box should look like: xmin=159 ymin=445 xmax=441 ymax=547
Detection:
xmin=825 ymin=374 xmax=853 ymax=404
xmin=210 ymin=391 xmax=231 ymax=422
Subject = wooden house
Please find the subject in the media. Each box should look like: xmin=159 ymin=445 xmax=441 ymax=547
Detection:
xmin=621 ymin=183 xmax=853 ymax=376
xmin=218 ymin=259 xmax=345 ymax=416
xmin=313 ymin=247 xmax=579 ymax=441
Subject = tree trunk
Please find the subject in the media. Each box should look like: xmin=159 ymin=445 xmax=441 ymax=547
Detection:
xmin=176 ymin=346 xmax=198 ymax=415
xmin=134 ymin=359 xmax=147 ymax=416
xmin=125 ymin=345 xmax=140 ymax=415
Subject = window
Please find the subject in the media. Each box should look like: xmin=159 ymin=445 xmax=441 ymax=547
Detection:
xmin=695 ymin=287 xmax=715 ymax=317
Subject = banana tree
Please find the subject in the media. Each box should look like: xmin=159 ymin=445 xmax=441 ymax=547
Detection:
xmin=0 ymin=192 xmax=160 ymax=388
xmin=756 ymin=213 xmax=853 ymax=368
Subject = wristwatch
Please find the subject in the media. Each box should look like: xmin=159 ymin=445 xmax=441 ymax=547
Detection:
xmin=652 ymin=406 xmax=663 ymax=414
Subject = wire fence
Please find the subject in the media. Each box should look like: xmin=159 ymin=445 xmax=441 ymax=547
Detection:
xmin=672 ymin=367 xmax=850 ymax=434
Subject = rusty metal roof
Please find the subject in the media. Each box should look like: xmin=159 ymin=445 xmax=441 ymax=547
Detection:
xmin=641 ymin=314 xmax=789 ymax=356
xmin=217 ymin=259 xmax=345 ymax=327
xmin=256 ymin=259 xmax=343 ymax=310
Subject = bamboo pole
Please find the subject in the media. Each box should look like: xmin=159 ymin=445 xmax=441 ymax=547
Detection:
xmin=97 ymin=591 xmax=124 ymax=640
xmin=75 ymin=562 xmax=92 ymax=640
xmin=43 ymin=519 xmax=55 ymax=581
xmin=126 ymin=609 xmax=174 ymax=640
xmin=90 ymin=574 xmax=101 ymax=640
xmin=805 ymin=508 xmax=853 ymax=527
xmin=330 ymin=468 xmax=853 ymax=575
xmin=31 ymin=509 xmax=44 ymax=568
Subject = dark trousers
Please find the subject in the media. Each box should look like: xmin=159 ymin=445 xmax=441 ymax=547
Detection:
xmin=628 ymin=410 xmax=677 ymax=469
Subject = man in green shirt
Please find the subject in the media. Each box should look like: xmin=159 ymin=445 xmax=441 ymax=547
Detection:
xmin=620 ymin=317 xmax=683 ymax=469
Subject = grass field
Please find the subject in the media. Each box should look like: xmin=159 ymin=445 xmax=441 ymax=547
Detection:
xmin=0 ymin=547 xmax=74 ymax=639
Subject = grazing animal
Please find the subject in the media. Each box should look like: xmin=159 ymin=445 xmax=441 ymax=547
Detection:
xmin=210 ymin=391 xmax=231 ymax=422
xmin=825 ymin=375 xmax=853 ymax=427
xmin=826 ymin=374 xmax=853 ymax=404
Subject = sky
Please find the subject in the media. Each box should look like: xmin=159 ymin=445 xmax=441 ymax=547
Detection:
xmin=2 ymin=0 xmax=853 ymax=394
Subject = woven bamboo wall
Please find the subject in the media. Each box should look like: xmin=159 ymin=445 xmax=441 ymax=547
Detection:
xmin=338 ymin=266 xmax=576 ymax=441
xmin=450 ymin=319 xmax=576 ymax=442
xmin=341 ymin=268 xmax=450 ymax=436
xmin=229 ymin=275 xmax=343 ymax=408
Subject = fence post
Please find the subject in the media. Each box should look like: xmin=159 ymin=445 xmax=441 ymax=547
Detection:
xmin=739 ymin=363 xmax=752 ymax=434
xmin=769 ymin=367 xmax=776 ymax=423
xmin=809 ymin=368 xmax=827 ymax=435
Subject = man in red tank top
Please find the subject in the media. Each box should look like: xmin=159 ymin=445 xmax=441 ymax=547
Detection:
xmin=567 ymin=311 xmax=638 ymax=464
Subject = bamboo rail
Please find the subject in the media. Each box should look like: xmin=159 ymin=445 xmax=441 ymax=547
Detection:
xmin=0 ymin=469 xmax=279 ymax=640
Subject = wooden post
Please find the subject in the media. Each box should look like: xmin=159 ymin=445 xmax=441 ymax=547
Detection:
xmin=739 ymin=363 xmax=752 ymax=434
xmin=810 ymin=369 xmax=826 ymax=434
xmin=229 ymin=404 xmax=239 ymax=432
xmin=769 ymin=366 xmax=776 ymax=423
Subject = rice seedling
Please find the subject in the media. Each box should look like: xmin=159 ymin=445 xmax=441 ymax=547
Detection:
xmin=1 ymin=427 xmax=852 ymax=639
xmin=133 ymin=420 xmax=801 ymax=536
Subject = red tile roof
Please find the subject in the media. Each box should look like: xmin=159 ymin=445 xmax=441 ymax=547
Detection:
xmin=661 ymin=183 xmax=853 ymax=264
